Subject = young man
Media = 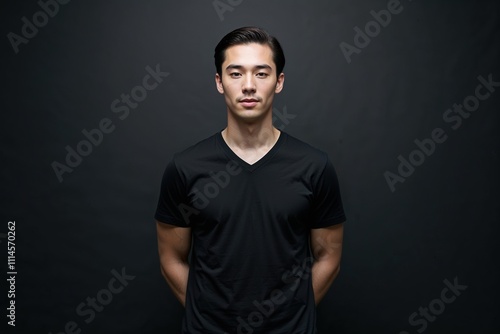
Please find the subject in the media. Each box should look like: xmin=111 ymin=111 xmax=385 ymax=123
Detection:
xmin=155 ymin=26 xmax=346 ymax=333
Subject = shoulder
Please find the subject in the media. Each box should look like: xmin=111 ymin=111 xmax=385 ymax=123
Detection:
xmin=281 ymin=131 xmax=329 ymax=167
xmin=170 ymin=132 xmax=219 ymax=165
xmin=164 ymin=131 xmax=226 ymax=185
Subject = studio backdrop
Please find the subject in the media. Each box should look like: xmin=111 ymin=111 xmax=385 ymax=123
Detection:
xmin=1 ymin=0 xmax=499 ymax=333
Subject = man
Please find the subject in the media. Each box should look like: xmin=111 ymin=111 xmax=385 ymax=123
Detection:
xmin=155 ymin=26 xmax=346 ymax=333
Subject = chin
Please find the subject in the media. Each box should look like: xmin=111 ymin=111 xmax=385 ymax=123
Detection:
xmin=233 ymin=109 xmax=266 ymax=122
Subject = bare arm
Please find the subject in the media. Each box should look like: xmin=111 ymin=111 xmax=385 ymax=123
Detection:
xmin=156 ymin=221 xmax=191 ymax=307
xmin=310 ymin=223 xmax=344 ymax=305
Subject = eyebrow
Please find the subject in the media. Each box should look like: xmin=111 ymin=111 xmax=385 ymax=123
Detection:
xmin=225 ymin=64 xmax=273 ymax=71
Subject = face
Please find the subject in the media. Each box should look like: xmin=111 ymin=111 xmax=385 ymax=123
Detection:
xmin=215 ymin=43 xmax=284 ymax=123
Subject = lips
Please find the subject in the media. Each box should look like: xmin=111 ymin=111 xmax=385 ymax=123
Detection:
xmin=239 ymin=98 xmax=259 ymax=108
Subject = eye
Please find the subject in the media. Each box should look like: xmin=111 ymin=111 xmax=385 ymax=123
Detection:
xmin=230 ymin=72 xmax=241 ymax=78
xmin=256 ymin=72 xmax=269 ymax=78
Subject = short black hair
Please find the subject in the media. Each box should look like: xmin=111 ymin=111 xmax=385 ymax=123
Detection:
xmin=214 ymin=26 xmax=285 ymax=77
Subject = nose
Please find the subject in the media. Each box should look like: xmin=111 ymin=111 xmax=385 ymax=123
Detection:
xmin=242 ymin=74 xmax=256 ymax=94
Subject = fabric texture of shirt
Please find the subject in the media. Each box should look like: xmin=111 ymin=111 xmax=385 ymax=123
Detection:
xmin=155 ymin=129 xmax=346 ymax=334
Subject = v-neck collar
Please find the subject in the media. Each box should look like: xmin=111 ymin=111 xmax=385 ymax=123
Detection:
xmin=217 ymin=128 xmax=286 ymax=172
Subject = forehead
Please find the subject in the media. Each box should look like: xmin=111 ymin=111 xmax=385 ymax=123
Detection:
xmin=223 ymin=43 xmax=274 ymax=68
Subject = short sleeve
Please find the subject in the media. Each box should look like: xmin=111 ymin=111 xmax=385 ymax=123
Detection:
xmin=154 ymin=157 xmax=191 ymax=227
xmin=310 ymin=154 xmax=346 ymax=228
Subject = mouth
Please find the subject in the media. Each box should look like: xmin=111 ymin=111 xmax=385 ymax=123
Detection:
xmin=239 ymin=98 xmax=259 ymax=108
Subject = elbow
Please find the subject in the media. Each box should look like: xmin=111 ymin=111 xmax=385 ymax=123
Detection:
xmin=332 ymin=264 xmax=340 ymax=280
xmin=159 ymin=261 xmax=172 ymax=281
xmin=160 ymin=265 xmax=167 ymax=279
xmin=321 ymin=259 xmax=341 ymax=283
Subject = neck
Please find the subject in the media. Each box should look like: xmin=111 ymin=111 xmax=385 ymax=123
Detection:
xmin=222 ymin=113 xmax=280 ymax=150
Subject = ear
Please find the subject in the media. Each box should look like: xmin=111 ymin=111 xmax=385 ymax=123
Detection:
xmin=215 ymin=73 xmax=224 ymax=94
xmin=275 ymin=72 xmax=285 ymax=94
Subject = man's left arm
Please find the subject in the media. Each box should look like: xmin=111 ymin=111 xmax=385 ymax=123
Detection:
xmin=310 ymin=222 xmax=344 ymax=305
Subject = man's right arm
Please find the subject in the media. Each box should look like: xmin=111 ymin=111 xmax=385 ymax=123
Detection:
xmin=156 ymin=221 xmax=191 ymax=307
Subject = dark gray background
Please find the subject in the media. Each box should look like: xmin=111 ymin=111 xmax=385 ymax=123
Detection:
xmin=1 ymin=0 xmax=499 ymax=333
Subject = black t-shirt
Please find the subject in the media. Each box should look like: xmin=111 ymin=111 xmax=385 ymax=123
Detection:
xmin=155 ymin=129 xmax=346 ymax=334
